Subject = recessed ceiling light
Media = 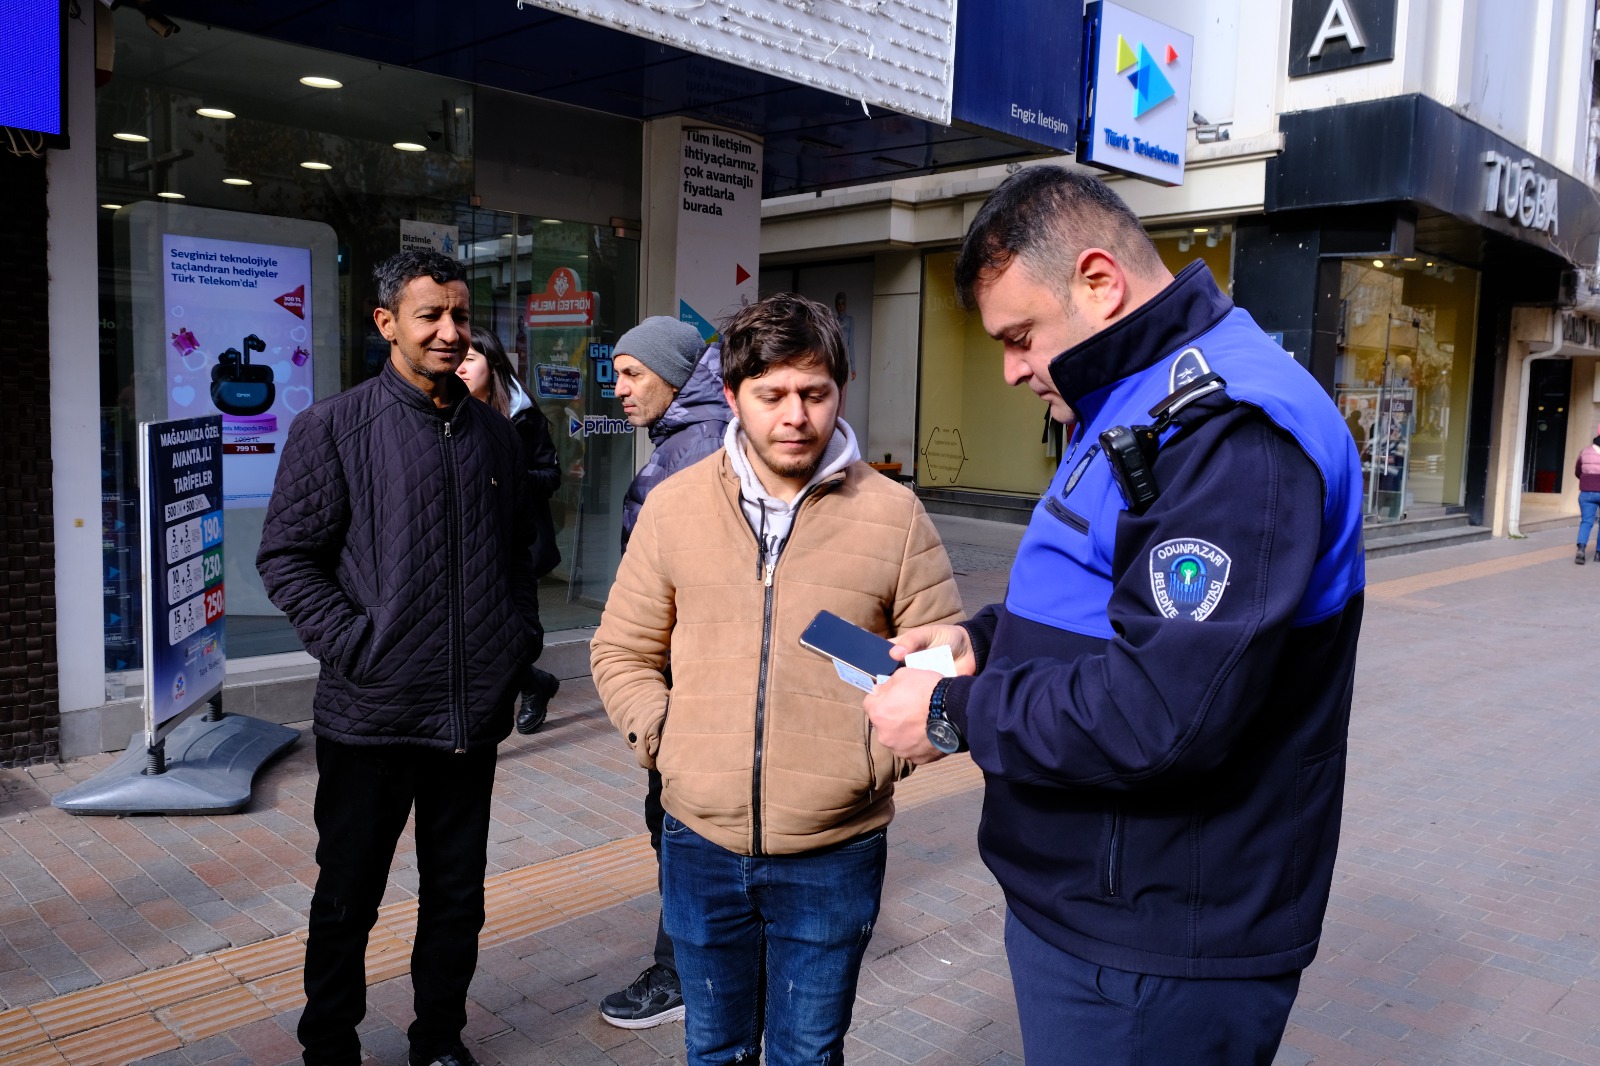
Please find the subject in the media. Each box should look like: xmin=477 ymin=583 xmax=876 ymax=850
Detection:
xmin=540 ymin=218 xmax=561 ymax=225
xmin=158 ymin=191 xmax=186 ymax=199
xmin=1372 ymin=259 xmax=1384 ymax=268
xmin=223 ymin=177 xmax=253 ymax=186
xmin=392 ymin=142 xmax=427 ymax=152
xmin=196 ymin=107 xmax=236 ymax=119
xmin=1192 ymin=227 xmax=1209 ymax=233
xmin=300 ymin=76 xmax=343 ymax=89
xmin=300 ymin=161 xmax=332 ymax=171
xmin=500 ymin=233 xmax=514 ymax=239
xmin=113 ymin=132 xmax=149 ymax=142
xmin=101 ymin=203 xmax=123 ymax=210
xmin=1402 ymin=256 xmax=1417 ymax=262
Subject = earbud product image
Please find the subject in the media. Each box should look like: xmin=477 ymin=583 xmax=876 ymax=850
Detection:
xmin=211 ymin=333 xmax=275 ymax=416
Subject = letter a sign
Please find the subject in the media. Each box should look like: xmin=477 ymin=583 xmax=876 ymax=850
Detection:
xmin=1288 ymin=0 xmax=1395 ymax=77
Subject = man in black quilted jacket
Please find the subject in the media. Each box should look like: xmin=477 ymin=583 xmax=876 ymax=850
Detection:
xmin=258 ymin=249 xmax=542 ymax=1066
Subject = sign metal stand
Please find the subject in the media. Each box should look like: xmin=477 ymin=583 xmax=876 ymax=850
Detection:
xmin=54 ymin=415 xmax=296 ymax=816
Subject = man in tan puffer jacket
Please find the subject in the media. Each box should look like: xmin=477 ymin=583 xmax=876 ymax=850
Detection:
xmin=591 ymin=292 xmax=962 ymax=1066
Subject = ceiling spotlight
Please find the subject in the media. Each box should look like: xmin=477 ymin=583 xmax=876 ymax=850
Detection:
xmin=300 ymin=161 xmax=332 ymax=171
xmin=196 ymin=107 xmax=236 ymax=119
xmin=1403 ymin=256 xmax=1417 ymax=262
xmin=1178 ymin=235 xmax=1193 ymax=253
xmin=392 ymin=142 xmax=427 ymax=152
xmin=157 ymin=191 xmax=185 ymax=199
xmin=223 ymin=177 xmax=252 ymax=186
xmin=300 ymin=76 xmax=343 ymax=89
xmin=1205 ymin=226 xmax=1223 ymax=248
xmin=101 ymin=203 xmax=124 ymax=210
xmin=113 ymin=132 xmax=150 ymax=142
xmin=1372 ymin=259 xmax=1384 ymax=268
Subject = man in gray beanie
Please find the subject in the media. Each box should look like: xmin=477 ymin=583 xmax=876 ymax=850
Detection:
xmin=600 ymin=316 xmax=730 ymax=1029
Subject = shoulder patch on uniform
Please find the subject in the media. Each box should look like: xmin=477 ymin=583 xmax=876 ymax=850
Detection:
xmin=1169 ymin=348 xmax=1211 ymax=392
xmin=1149 ymin=538 xmax=1231 ymax=621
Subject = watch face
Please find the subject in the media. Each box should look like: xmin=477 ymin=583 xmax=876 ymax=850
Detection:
xmin=926 ymin=717 xmax=963 ymax=755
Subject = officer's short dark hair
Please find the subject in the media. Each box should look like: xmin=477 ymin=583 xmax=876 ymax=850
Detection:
xmin=373 ymin=250 xmax=468 ymax=314
xmin=720 ymin=293 xmax=849 ymax=393
xmin=954 ymin=165 xmax=1163 ymax=309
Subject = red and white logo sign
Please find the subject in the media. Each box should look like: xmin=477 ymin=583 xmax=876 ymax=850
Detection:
xmin=275 ymin=285 xmax=306 ymax=319
xmin=525 ymin=268 xmax=596 ymax=330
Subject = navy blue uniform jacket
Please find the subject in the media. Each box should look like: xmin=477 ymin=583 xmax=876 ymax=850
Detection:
xmin=943 ymin=263 xmax=1366 ymax=979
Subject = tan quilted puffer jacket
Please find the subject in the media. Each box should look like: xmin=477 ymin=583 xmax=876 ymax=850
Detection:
xmin=591 ymin=451 xmax=964 ymax=856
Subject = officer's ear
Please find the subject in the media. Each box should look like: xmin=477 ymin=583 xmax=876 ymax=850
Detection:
xmin=1072 ymin=248 xmax=1129 ymax=327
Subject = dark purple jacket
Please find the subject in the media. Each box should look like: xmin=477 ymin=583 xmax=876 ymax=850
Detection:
xmin=620 ymin=343 xmax=730 ymax=551
xmin=257 ymin=361 xmax=541 ymax=752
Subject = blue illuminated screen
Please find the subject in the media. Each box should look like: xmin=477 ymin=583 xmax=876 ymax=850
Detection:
xmin=0 ymin=0 xmax=64 ymax=137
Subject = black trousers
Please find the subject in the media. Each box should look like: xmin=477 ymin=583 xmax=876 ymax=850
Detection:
xmin=299 ymin=738 xmax=497 ymax=1066
xmin=644 ymin=767 xmax=676 ymax=972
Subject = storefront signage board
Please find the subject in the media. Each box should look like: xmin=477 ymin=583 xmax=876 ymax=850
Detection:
xmin=2 ymin=0 xmax=64 ymax=141
xmin=520 ymin=0 xmax=957 ymax=125
xmin=525 ymin=267 xmax=597 ymax=329
xmin=1078 ymin=2 xmax=1192 ymax=187
xmin=161 ymin=232 xmax=318 ymax=510
xmin=1288 ymin=0 xmax=1396 ymax=78
xmin=400 ymin=219 xmax=460 ymax=257
xmin=676 ymin=127 xmax=762 ymax=341
xmin=951 ymin=0 xmax=1080 ymax=153
xmin=139 ymin=415 xmax=226 ymax=736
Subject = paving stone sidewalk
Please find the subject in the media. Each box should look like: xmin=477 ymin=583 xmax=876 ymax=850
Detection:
xmin=2 ymin=517 xmax=1598 ymax=1064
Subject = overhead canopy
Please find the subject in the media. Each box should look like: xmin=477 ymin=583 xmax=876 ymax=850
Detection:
xmin=160 ymin=0 xmax=1050 ymax=197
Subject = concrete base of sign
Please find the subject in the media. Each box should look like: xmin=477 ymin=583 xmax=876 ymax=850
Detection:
xmin=51 ymin=713 xmax=300 ymax=816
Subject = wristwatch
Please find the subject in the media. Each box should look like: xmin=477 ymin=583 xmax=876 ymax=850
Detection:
xmin=925 ymin=677 xmax=967 ymax=754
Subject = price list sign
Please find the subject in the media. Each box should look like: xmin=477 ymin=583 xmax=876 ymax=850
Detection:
xmin=139 ymin=416 xmax=227 ymax=733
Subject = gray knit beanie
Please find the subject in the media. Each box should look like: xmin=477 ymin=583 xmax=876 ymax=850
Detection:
xmin=614 ymin=317 xmax=705 ymax=390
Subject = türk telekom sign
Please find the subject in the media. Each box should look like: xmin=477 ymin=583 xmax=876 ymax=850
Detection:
xmin=1078 ymin=2 xmax=1193 ymax=186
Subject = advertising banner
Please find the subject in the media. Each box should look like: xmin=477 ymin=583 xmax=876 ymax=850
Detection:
xmin=677 ymin=127 xmax=762 ymax=341
xmin=521 ymin=0 xmax=956 ymax=125
xmin=140 ymin=416 xmax=226 ymax=735
xmin=162 ymin=234 xmax=316 ymax=509
xmin=1078 ymin=2 xmax=1193 ymax=187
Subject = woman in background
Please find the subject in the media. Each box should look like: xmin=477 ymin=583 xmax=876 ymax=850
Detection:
xmin=460 ymin=327 xmax=564 ymax=731
xmin=1572 ymin=430 xmax=1600 ymax=565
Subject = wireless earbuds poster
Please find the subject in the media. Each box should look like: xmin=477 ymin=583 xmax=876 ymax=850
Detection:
xmin=163 ymin=234 xmax=314 ymax=508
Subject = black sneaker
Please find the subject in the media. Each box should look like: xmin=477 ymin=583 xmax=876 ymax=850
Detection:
xmin=409 ymin=1047 xmax=480 ymax=1066
xmin=517 ymin=669 xmax=560 ymax=735
xmin=1578 ymin=548 xmax=1588 ymax=565
xmin=599 ymin=964 xmax=685 ymax=1029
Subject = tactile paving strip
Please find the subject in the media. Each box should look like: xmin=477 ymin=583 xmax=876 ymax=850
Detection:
xmin=0 ymin=754 xmax=982 ymax=1065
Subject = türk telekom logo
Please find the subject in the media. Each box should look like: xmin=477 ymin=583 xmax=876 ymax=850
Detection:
xmin=275 ymin=285 xmax=306 ymax=319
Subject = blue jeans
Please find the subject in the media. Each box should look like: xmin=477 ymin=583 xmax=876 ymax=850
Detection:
xmin=1004 ymin=909 xmax=1300 ymax=1066
xmin=660 ymin=814 xmax=886 ymax=1066
xmin=1579 ymin=491 xmax=1600 ymax=550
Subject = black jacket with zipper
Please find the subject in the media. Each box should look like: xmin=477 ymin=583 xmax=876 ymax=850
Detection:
xmin=257 ymin=360 xmax=542 ymax=751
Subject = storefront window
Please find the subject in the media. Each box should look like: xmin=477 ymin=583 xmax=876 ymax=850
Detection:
xmin=1150 ymin=224 xmax=1232 ymax=290
xmin=914 ymin=227 xmax=1234 ymax=495
xmin=916 ymin=250 xmax=1058 ymax=494
xmin=96 ymin=13 xmax=638 ymax=679
xmin=1333 ymin=258 xmax=1480 ymax=521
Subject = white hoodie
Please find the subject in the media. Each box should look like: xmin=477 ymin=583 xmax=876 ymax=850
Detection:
xmin=723 ymin=417 xmax=862 ymax=571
